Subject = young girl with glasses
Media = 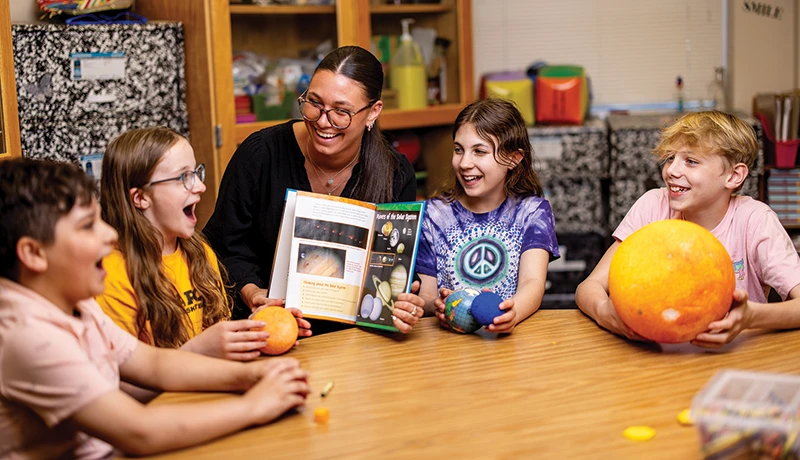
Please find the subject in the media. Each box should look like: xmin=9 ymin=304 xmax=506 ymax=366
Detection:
xmin=97 ymin=127 xmax=311 ymax=360
xmin=205 ymin=46 xmax=425 ymax=333
xmin=416 ymin=99 xmax=560 ymax=333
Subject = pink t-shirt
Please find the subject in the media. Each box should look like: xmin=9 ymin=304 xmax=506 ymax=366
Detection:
xmin=0 ymin=278 xmax=137 ymax=459
xmin=614 ymin=188 xmax=800 ymax=303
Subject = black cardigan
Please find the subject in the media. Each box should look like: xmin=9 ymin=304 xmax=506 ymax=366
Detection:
xmin=204 ymin=120 xmax=417 ymax=319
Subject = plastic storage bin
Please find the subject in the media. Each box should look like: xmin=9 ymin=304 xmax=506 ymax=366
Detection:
xmin=690 ymin=369 xmax=800 ymax=459
xmin=253 ymin=90 xmax=294 ymax=122
xmin=755 ymin=112 xmax=800 ymax=169
xmin=12 ymin=22 xmax=188 ymax=164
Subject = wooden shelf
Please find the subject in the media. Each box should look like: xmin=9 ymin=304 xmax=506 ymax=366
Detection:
xmin=370 ymin=4 xmax=452 ymax=14
xmin=0 ymin=0 xmax=20 ymax=159
xmin=380 ymin=104 xmax=464 ymax=129
xmin=235 ymin=119 xmax=285 ymax=144
xmin=229 ymin=5 xmax=336 ymax=15
xmin=133 ymin=0 xmax=472 ymax=220
xmin=234 ymin=103 xmax=464 ymax=144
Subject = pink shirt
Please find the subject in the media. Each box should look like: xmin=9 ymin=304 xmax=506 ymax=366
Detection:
xmin=614 ymin=188 xmax=800 ymax=303
xmin=0 ymin=278 xmax=137 ymax=459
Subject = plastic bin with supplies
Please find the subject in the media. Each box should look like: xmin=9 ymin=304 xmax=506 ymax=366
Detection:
xmin=690 ymin=369 xmax=800 ymax=459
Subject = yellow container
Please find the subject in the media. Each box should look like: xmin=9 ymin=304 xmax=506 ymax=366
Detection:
xmin=391 ymin=65 xmax=427 ymax=110
xmin=485 ymin=79 xmax=535 ymax=126
xmin=389 ymin=18 xmax=427 ymax=110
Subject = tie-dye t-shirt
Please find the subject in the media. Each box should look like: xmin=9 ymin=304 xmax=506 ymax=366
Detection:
xmin=416 ymin=195 xmax=560 ymax=299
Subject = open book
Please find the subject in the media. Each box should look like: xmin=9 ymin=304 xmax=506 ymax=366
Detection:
xmin=269 ymin=190 xmax=426 ymax=332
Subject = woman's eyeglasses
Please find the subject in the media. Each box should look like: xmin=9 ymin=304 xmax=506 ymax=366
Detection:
xmin=144 ymin=164 xmax=206 ymax=191
xmin=297 ymin=91 xmax=374 ymax=130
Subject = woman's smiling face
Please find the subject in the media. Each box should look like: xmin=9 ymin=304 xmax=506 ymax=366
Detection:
xmin=303 ymin=70 xmax=382 ymax=161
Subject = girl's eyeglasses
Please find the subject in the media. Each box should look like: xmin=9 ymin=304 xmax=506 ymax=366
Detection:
xmin=144 ymin=164 xmax=206 ymax=191
xmin=297 ymin=91 xmax=375 ymax=130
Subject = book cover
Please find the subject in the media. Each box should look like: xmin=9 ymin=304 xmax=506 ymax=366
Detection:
xmin=269 ymin=190 xmax=426 ymax=332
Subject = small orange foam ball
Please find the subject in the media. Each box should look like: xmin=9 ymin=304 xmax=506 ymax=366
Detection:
xmin=609 ymin=220 xmax=735 ymax=343
xmin=314 ymin=407 xmax=330 ymax=424
xmin=251 ymin=306 xmax=299 ymax=355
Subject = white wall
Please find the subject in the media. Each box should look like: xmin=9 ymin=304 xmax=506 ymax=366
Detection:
xmin=472 ymin=0 xmax=723 ymax=107
xmin=797 ymin=0 xmax=799 ymax=89
xmin=471 ymin=0 xmax=796 ymax=112
xmin=728 ymin=0 xmax=795 ymax=112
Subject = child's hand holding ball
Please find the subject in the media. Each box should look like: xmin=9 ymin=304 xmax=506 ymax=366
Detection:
xmin=250 ymin=307 xmax=299 ymax=355
xmin=433 ymin=287 xmax=453 ymax=330
xmin=442 ymin=289 xmax=505 ymax=334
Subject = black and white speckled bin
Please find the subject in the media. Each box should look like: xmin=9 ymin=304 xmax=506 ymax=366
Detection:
xmin=530 ymin=119 xmax=611 ymax=236
xmin=529 ymin=117 xmax=609 ymax=180
xmin=12 ymin=22 xmax=188 ymax=163
xmin=543 ymin=177 xmax=608 ymax=235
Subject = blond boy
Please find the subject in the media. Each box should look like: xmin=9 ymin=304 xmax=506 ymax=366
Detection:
xmin=576 ymin=111 xmax=800 ymax=347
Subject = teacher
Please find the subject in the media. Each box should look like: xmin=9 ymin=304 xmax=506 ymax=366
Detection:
xmin=204 ymin=46 xmax=422 ymax=333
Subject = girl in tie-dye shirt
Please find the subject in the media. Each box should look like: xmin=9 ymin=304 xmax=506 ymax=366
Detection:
xmin=416 ymin=99 xmax=560 ymax=333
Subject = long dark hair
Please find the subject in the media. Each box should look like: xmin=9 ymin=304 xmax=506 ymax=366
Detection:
xmin=101 ymin=127 xmax=231 ymax=348
xmin=314 ymin=46 xmax=398 ymax=203
xmin=439 ymin=98 xmax=543 ymax=201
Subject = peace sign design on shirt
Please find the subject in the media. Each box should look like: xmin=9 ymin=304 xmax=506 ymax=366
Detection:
xmin=457 ymin=237 xmax=507 ymax=286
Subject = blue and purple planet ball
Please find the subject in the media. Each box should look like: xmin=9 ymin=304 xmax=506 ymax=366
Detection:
xmin=444 ymin=288 xmax=504 ymax=333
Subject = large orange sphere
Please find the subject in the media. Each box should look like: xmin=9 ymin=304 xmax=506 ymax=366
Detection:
xmin=608 ymin=220 xmax=735 ymax=343
xmin=251 ymin=307 xmax=299 ymax=355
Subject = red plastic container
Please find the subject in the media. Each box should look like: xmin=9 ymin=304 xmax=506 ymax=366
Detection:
xmin=776 ymin=139 xmax=800 ymax=168
xmin=755 ymin=112 xmax=800 ymax=169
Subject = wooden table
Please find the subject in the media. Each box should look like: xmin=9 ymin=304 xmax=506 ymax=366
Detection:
xmin=141 ymin=311 xmax=800 ymax=459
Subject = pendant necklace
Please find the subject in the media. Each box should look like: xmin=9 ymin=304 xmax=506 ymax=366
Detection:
xmin=305 ymin=138 xmax=359 ymax=195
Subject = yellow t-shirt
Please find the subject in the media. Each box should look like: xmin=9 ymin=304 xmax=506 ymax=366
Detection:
xmin=96 ymin=243 xmax=222 ymax=345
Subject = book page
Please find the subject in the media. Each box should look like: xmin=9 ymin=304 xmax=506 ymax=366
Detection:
xmin=268 ymin=189 xmax=298 ymax=299
xmin=284 ymin=192 xmax=376 ymax=323
xmin=356 ymin=201 xmax=426 ymax=331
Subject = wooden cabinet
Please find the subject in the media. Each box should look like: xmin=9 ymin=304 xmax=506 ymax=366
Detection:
xmin=133 ymin=0 xmax=473 ymax=225
xmin=0 ymin=0 xmax=20 ymax=160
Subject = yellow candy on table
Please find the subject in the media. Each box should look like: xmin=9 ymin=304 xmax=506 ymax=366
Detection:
xmin=314 ymin=407 xmax=330 ymax=424
xmin=623 ymin=426 xmax=656 ymax=441
xmin=677 ymin=408 xmax=694 ymax=426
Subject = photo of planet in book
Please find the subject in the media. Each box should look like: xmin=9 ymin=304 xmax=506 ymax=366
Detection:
xmin=294 ymin=217 xmax=369 ymax=249
xmin=381 ymin=221 xmax=393 ymax=237
xmin=372 ymin=275 xmax=394 ymax=308
xmin=296 ymin=244 xmax=345 ymax=279
xmin=360 ymin=293 xmax=384 ymax=321
xmin=389 ymin=264 xmax=408 ymax=298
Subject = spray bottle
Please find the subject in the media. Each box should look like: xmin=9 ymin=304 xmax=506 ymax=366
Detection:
xmin=707 ymin=67 xmax=727 ymax=111
xmin=390 ymin=18 xmax=427 ymax=110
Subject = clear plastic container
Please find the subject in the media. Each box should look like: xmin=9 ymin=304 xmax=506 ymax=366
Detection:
xmin=690 ymin=369 xmax=800 ymax=459
xmin=707 ymin=66 xmax=727 ymax=112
